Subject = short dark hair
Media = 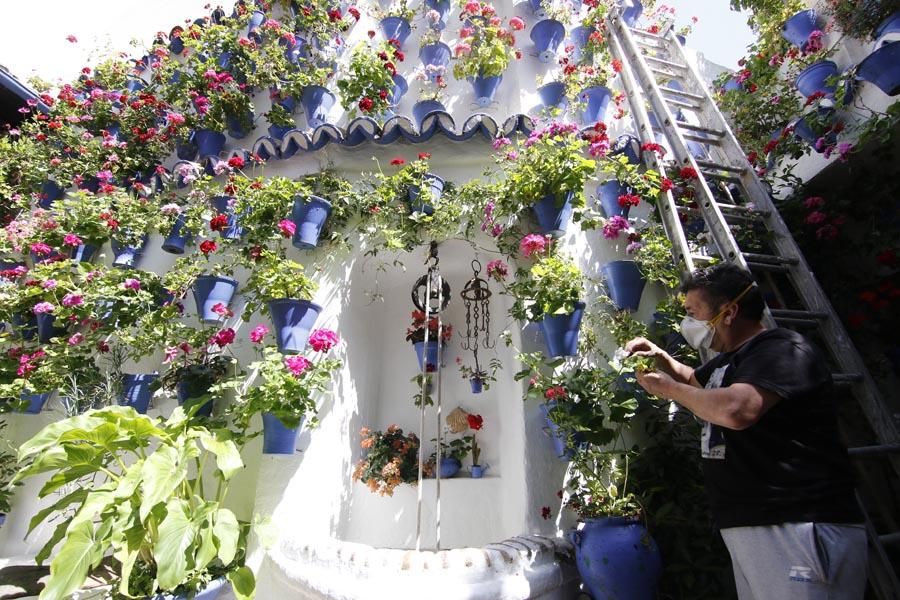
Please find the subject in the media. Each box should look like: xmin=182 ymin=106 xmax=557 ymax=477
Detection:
xmin=680 ymin=263 xmax=765 ymax=322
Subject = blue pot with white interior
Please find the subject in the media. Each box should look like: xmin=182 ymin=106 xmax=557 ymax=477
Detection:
xmin=578 ymin=86 xmax=612 ymax=124
xmin=194 ymin=129 xmax=226 ymax=157
xmin=622 ymin=0 xmax=644 ymax=26
xmin=414 ymin=340 xmax=441 ymax=371
xmin=379 ymin=16 xmax=412 ymax=48
xmin=782 ymin=9 xmax=821 ymax=50
xmin=111 ymin=236 xmax=148 ymax=269
xmin=419 ymin=43 xmax=451 ymax=82
xmin=162 ymin=214 xmax=192 ymax=254
xmin=531 ymin=19 xmax=566 ymax=63
xmin=300 ymin=85 xmax=336 ymax=128
xmin=537 ymin=81 xmax=567 ymax=111
xmin=470 ymin=74 xmax=502 ymax=108
xmin=795 ymin=60 xmax=839 ymax=98
xmin=412 ymin=100 xmax=446 ymax=129
xmin=856 ymin=41 xmax=900 ymax=96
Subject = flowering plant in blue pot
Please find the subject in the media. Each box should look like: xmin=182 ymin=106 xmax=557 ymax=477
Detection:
xmin=337 ymin=39 xmax=406 ymax=118
xmin=452 ymin=1 xmax=523 ymax=105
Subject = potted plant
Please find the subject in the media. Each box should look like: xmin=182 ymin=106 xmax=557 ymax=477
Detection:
xmin=159 ymin=325 xmax=239 ymax=417
xmin=158 ymin=191 xmax=208 ymax=255
xmin=406 ymin=309 xmax=453 ymax=371
xmin=457 ymin=356 xmax=501 ymax=394
xmin=373 ymin=0 xmax=415 ymax=50
xmin=353 ymin=424 xmax=421 ymax=496
xmin=37 ymin=192 xmax=115 ymax=262
xmin=338 ymin=39 xmax=407 ymax=119
xmin=418 ymin=29 xmax=451 ymax=85
xmin=107 ymin=189 xmax=166 ymax=268
xmin=12 ymin=406 xmax=256 ymax=600
xmin=427 ymin=432 xmax=473 ymax=478
xmin=411 ymin=64 xmax=449 ymax=128
xmin=466 ymin=413 xmax=488 ymax=477
xmin=292 ymin=170 xmax=357 ymax=250
xmin=596 ymin=153 xmax=663 ymax=219
xmin=452 ymin=1 xmax=522 ymax=107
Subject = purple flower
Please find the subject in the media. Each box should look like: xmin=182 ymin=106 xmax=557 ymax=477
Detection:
xmin=837 ymin=142 xmax=853 ymax=161
xmin=96 ymin=170 xmax=114 ymax=183
xmin=41 ymin=279 xmax=57 ymax=289
xmin=30 ymin=242 xmax=52 ymax=256
xmin=602 ymin=215 xmax=630 ymax=239
xmin=33 ymin=302 xmax=55 ymax=314
xmin=626 ymin=241 xmax=643 ymax=254
xmin=123 ymin=278 xmax=141 ymax=291
xmin=62 ymin=293 xmax=83 ymax=307
xmin=492 ymin=137 xmax=511 ymax=150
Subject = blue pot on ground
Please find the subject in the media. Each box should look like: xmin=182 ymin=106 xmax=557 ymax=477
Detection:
xmin=39 ymin=180 xmax=65 ymax=208
xmin=537 ymin=81 xmax=567 ymax=111
xmin=211 ymin=196 xmax=245 ymax=240
xmin=538 ymin=301 xmax=585 ymax=357
xmin=162 ymin=215 xmax=192 ymax=254
xmin=419 ymin=42 xmax=451 ymax=82
xmin=111 ymin=236 xmax=148 ymax=269
xmin=796 ymin=60 xmax=839 ymax=98
xmin=70 ymin=244 xmax=97 ymax=263
xmin=388 ymin=74 xmax=408 ymax=107
xmin=598 ymin=180 xmax=632 ymax=218
xmin=570 ymin=518 xmax=662 ymax=600
xmin=578 ymin=85 xmax=612 ymax=124
xmin=412 ymin=99 xmax=446 ymax=129
xmin=408 ymin=173 xmax=444 ymax=215
xmin=611 ymin=133 xmax=641 ymax=164
xmin=857 ymin=41 xmax=900 ymax=96
xmin=569 ymin=25 xmax=595 ymax=62
xmin=439 ymin=457 xmax=461 ymax=478
xmin=531 ymin=19 xmax=566 ymax=63
xmin=262 ymin=412 xmax=301 ymax=454
xmin=300 ymin=85 xmax=336 ymax=128
xmin=532 ymin=191 xmax=574 ymax=237
xmin=424 ymin=0 xmax=450 ymax=30
xmin=470 ymin=377 xmax=484 ymax=394
xmin=192 ymin=275 xmax=238 ymax=324
xmin=19 ymin=391 xmax=50 ymax=414
xmin=414 ymin=340 xmax=441 ymax=371
xmin=120 ymin=373 xmax=158 ymax=414
xmin=782 ymin=9 xmax=821 ymax=49
xmin=622 ymin=0 xmax=644 ymax=26
xmin=176 ymin=381 xmax=214 ymax=418
xmin=603 ymin=260 xmax=646 ymax=311
xmin=35 ymin=313 xmax=64 ymax=343
xmin=470 ymin=74 xmax=502 ymax=108
xmin=195 ymin=129 xmax=226 ymax=157
xmin=380 ymin=16 xmax=412 ymax=48
xmin=292 ymin=195 xmax=332 ymax=249
xmin=268 ymin=299 xmax=322 ymax=353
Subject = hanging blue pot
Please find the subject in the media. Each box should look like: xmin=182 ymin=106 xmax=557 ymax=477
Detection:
xmin=262 ymin=412 xmax=301 ymax=454
xmin=169 ymin=36 xmax=185 ymax=56
xmin=532 ymin=191 xmax=574 ymax=237
xmin=225 ymin=111 xmax=254 ymax=139
xmin=611 ymin=133 xmax=642 ymax=164
xmin=176 ymin=380 xmax=214 ymax=417
xmin=35 ymin=313 xmax=65 ymax=343
xmin=676 ymin=33 xmax=687 ymax=45
xmin=419 ymin=42 xmax=451 ymax=83
xmin=470 ymin=74 xmax=502 ymax=108
xmin=795 ymin=60 xmax=839 ymax=98
xmin=111 ymin=236 xmax=148 ymax=269
xmin=792 ymin=108 xmax=837 ymax=150
xmin=292 ymin=195 xmax=332 ymax=249
xmin=125 ymin=78 xmax=145 ymax=94
xmin=19 ymin=391 xmax=51 ymax=414
xmin=268 ymin=124 xmax=293 ymax=140
xmin=782 ymin=9 xmax=821 ymax=50
xmin=300 ymin=85 xmax=336 ymax=128
xmin=194 ymin=129 xmax=226 ymax=157
xmin=569 ymin=26 xmax=596 ymax=62
xmin=531 ymin=19 xmax=566 ymax=63
xmin=876 ymin=11 xmax=900 ymax=40
xmin=388 ymin=74 xmax=408 ymax=107
xmin=247 ymin=9 xmax=266 ymax=32
xmin=603 ymin=260 xmax=646 ymax=311
xmin=412 ymin=99 xmax=446 ymax=129
xmin=539 ymin=401 xmax=585 ymax=460
xmin=162 ymin=215 xmax=192 ymax=254
xmin=578 ymin=85 xmax=612 ymax=124
xmin=39 ymin=180 xmax=65 ymax=209
xmin=70 ymin=244 xmax=97 ymax=263
xmin=470 ymin=377 xmax=484 ymax=394
xmin=210 ymin=196 xmax=245 ymax=240
xmin=176 ymin=135 xmax=198 ymax=161
xmin=569 ymin=518 xmax=662 ymax=600
xmin=283 ymin=36 xmax=309 ymax=64
xmin=379 ymin=16 xmax=412 ymax=48
xmin=408 ymin=173 xmax=444 ymax=215
xmin=439 ymin=456 xmax=461 ymax=478
xmin=192 ymin=275 xmax=238 ymax=324
xmin=529 ymin=0 xmax=547 ymax=18
xmin=537 ymin=81 xmax=567 ymax=111
xmin=722 ymin=76 xmax=741 ymax=92
xmin=857 ymin=41 xmax=900 ymax=96
xmin=414 ymin=340 xmax=441 ymax=371
xmin=598 ymin=180 xmax=632 ymax=218
xmin=622 ymin=0 xmax=644 ymax=26
xmin=120 ymin=373 xmax=158 ymax=414
xmin=12 ymin=314 xmax=37 ymax=341
xmin=268 ymin=299 xmax=322 ymax=354
xmin=538 ymin=301 xmax=585 ymax=357
xmin=424 ymin=0 xmax=450 ymax=30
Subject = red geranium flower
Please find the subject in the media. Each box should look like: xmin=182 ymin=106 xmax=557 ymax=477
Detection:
xmin=210 ymin=214 xmax=229 ymax=231
xmin=358 ymin=97 xmax=374 ymax=112
xmin=679 ymin=166 xmax=698 ymax=180
xmin=199 ymin=240 xmax=217 ymax=255
xmin=417 ymin=152 xmax=431 ymax=160
xmin=227 ymin=156 xmax=245 ymax=169
xmin=467 ymin=413 xmax=484 ymax=431
xmin=390 ymin=157 xmax=405 ymax=166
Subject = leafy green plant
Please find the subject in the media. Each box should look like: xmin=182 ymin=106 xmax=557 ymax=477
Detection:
xmin=13 ymin=406 xmax=256 ymax=600
xmin=451 ymin=2 xmax=521 ymax=79
xmin=0 ymin=421 xmax=17 ymax=514
xmin=337 ymin=40 xmax=403 ymax=118
xmin=632 ymin=224 xmax=682 ymax=290
xmin=457 ymin=357 xmax=502 ymax=390
xmin=507 ymin=253 xmax=584 ymax=322
xmin=353 ymin=425 xmax=420 ymax=496
xmin=429 ymin=433 xmax=474 ymax=464
xmin=240 ymin=250 xmax=317 ymax=317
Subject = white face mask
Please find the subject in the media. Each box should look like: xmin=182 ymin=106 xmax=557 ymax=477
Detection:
xmin=680 ymin=316 xmax=715 ymax=350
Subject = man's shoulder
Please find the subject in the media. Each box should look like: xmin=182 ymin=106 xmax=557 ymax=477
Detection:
xmin=741 ymin=328 xmax=811 ymax=353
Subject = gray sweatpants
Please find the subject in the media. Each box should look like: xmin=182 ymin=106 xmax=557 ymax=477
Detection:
xmin=720 ymin=522 xmax=868 ymax=599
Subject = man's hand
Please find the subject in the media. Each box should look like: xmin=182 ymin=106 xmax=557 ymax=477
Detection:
xmin=624 ymin=336 xmax=664 ymax=359
xmin=636 ymin=369 xmax=674 ymax=398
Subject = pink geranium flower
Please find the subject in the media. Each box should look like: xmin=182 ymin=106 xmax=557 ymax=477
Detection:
xmin=284 ymin=355 xmax=311 ymax=376
xmin=68 ymin=333 xmax=84 ymax=346
xmin=210 ymin=327 xmax=236 ymax=348
xmin=62 ymin=293 xmax=83 ymax=307
xmin=249 ymin=324 xmax=269 ymax=343
xmin=278 ymin=219 xmax=296 ymax=237
xmin=33 ymin=302 xmax=55 ymax=314
xmin=63 ymin=233 xmax=83 ymax=246
xmin=509 ymin=16 xmax=525 ymax=31
xmin=486 ymin=259 xmax=508 ymax=280
xmin=30 ymin=242 xmax=52 ymax=256
xmin=519 ymin=234 xmax=547 ymax=258
xmin=123 ymin=278 xmax=141 ymax=291
xmin=309 ymin=328 xmax=339 ymax=352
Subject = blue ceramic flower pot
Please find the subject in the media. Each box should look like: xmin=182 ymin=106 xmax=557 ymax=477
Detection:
xmin=795 ymin=60 xmax=839 ymax=98
xmin=578 ymin=85 xmax=612 ymax=124
xmin=412 ymin=100 xmax=446 ymax=129
xmin=414 ymin=340 xmax=441 ymax=371
xmin=532 ymin=191 xmax=574 ymax=237
xmin=782 ymin=9 xmax=821 ymax=50
xmin=268 ymin=299 xmax=322 ymax=354
xmin=162 ymin=215 xmax=192 ymax=254
xmin=424 ymin=0 xmax=451 ymax=30
xmin=876 ymin=11 xmax=900 ymax=40
xmin=419 ymin=42 xmax=451 ymax=82
xmin=470 ymin=464 xmax=487 ymax=478
xmin=470 ymin=377 xmax=484 ymax=394
xmin=470 ymin=74 xmax=502 ymax=108
xmin=247 ymin=9 xmax=266 ymax=32
xmin=622 ymin=0 xmax=643 ymax=26
xmin=19 ymin=391 xmax=50 ymax=414
xmin=439 ymin=456 xmax=461 ymax=478
xmin=176 ymin=380 xmax=214 ymax=418
xmin=301 ymin=85 xmax=336 ymax=128
xmin=153 ymin=577 xmax=228 ymax=600
xmin=225 ymin=111 xmax=254 ymax=139
xmin=176 ymin=136 xmax=198 ymax=161
xmin=598 ymin=180 xmax=632 ymax=218
xmin=539 ymin=401 xmax=585 ymax=460
xmin=120 ymin=373 xmax=158 ymax=414
xmin=538 ymin=301 xmax=585 ymax=357
xmin=192 ymin=275 xmax=238 ymax=324
xmin=388 ymin=74 xmax=408 ymax=107
xmin=611 ymin=133 xmax=641 ymax=164
xmin=537 ymin=81 xmax=567 ymax=111
xmin=210 ymin=196 xmax=245 ymax=240
xmin=268 ymin=124 xmax=293 ymax=140
xmin=380 ymin=16 xmax=412 ymax=48
xmin=35 ymin=313 xmax=64 ymax=343
xmin=12 ymin=314 xmax=36 ymax=341
xmin=283 ymin=36 xmax=309 ymax=64
xmin=70 ymin=244 xmax=97 ymax=263
xmin=569 ymin=25 xmax=596 ymax=62
xmin=531 ymin=19 xmax=566 ymax=63
xmin=262 ymin=412 xmax=301 ymax=454
xmin=603 ymin=260 xmax=646 ymax=311
xmin=722 ymin=77 xmax=742 ymax=92
xmin=125 ymin=78 xmax=145 ymax=94
xmin=39 ymin=180 xmax=65 ymax=209
xmin=529 ymin=0 xmax=546 ymax=18
xmin=792 ymin=108 xmax=837 ymax=150
xmin=408 ymin=173 xmax=444 ymax=215
xmin=857 ymin=41 xmax=900 ymax=96
xmin=676 ymin=34 xmax=687 ymax=45
xmin=194 ymin=129 xmax=226 ymax=157
xmin=111 ymin=236 xmax=148 ymax=269
xmin=292 ymin=195 xmax=333 ymax=249
xmin=570 ymin=518 xmax=662 ymax=600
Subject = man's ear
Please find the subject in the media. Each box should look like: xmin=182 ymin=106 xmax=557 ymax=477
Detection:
xmin=724 ymin=302 xmax=740 ymax=325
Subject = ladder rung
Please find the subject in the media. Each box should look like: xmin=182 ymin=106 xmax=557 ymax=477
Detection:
xmin=746 ymin=261 xmax=790 ymax=273
xmin=660 ymin=87 xmax=706 ymax=102
xmin=630 ymin=28 xmax=666 ymax=41
xmin=715 ymin=203 xmax=770 ymax=217
xmin=701 ymin=170 xmax=743 ymax=184
xmin=769 ymin=309 xmax=828 ymax=319
xmin=879 ymin=532 xmax=900 ymax=546
xmin=644 ymin=55 xmax=688 ymax=70
xmin=848 ymin=444 xmax=900 ymax=458
xmin=689 ymin=254 xmax=716 ymax=263
xmin=695 ymin=159 xmax=746 ymax=174
xmin=832 ymin=373 xmax=863 ymax=385
xmin=665 ymin=96 xmax=703 ymax=111
xmin=742 ymin=252 xmax=797 ymax=265
xmin=651 ymin=67 xmax=684 ymax=80
xmin=772 ymin=316 xmax=820 ymax=327
xmin=683 ymin=132 xmax=723 ymax=145
xmin=678 ymin=122 xmax=726 ymax=137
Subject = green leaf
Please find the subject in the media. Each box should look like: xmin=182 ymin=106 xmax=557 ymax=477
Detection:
xmin=212 ymin=508 xmax=239 ymax=565
xmin=28 ymin=487 xmax=87 ymax=535
xmin=139 ymin=444 xmax=186 ymax=521
xmin=34 ymin=517 xmax=74 ymax=566
xmin=39 ymin=520 xmax=105 ymax=600
xmin=226 ymin=566 xmax=256 ymax=600
xmin=198 ymin=431 xmax=244 ymax=480
xmin=154 ymin=498 xmax=197 ymax=590
xmin=17 ymin=412 xmax=105 ymax=461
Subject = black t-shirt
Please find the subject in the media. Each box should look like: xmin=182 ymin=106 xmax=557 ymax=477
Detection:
xmin=693 ymin=328 xmax=862 ymax=529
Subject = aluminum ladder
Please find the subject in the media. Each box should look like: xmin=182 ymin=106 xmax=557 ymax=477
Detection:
xmin=605 ymin=11 xmax=900 ymax=598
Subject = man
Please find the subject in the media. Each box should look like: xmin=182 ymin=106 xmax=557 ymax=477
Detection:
xmin=625 ymin=262 xmax=867 ymax=599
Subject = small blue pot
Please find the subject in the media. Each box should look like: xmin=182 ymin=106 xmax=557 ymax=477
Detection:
xmin=470 ymin=377 xmax=484 ymax=394
xmin=292 ymin=195 xmax=333 ymax=249
xmin=388 ymin=74 xmax=408 ymax=107
xmin=722 ymin=77 xmax=742 ymax=92
xmin=262 ymin=412 xmax=300 ymax=454
xmin=538 ymin=301 xmax=585 ymax=357
xmin=301 ymin=85 xmax=335 ymax=128
xmin=531 ymin=19 xmax=566 ymax=63
xmin=537 ymin=81 xmax=567 ymax=111
xmin=412 ymin=100 xmax=446 ymax=129
xmin=792 ymin=108 xmax=837 ymax=150
xmin=19 ymin=391 xmax=50 ymax=414
xmin=611 ymin=134 xmax=642 ymax=164
xmin=622 ymin=0 xmax=643 ymax=26
xmin=210 ymin=196 xmax=245 ymax=240
xmin=528 ymin=0 xmax=546 ymax=18
xmin=569 ymin=25 xmax=596 ymax=62
xmin=470 ymin=74 xmax=502 ymax=108
xmin=598 ymin=180 xmax=632 ymax=218
xmin=439 ymin=456 xmax=461 ymax=478
xmin=470 ymin=464 xmax=487 ymax=478
xmin=414 ymin=340 xmax=441 ymax=371
xmin=176 ymin=136 xmax=198 ymax=161
xmin=796 ymin=60 xmax=839 ymax=98
xmin=247 ymin=9 xmax=266 ymax=33
xmin=532 ymin=191 xmax=574 ymax=237
xmin=419 ymin=42 xmax=451 ymax=82
xmin=380 ymin=16 xmax=412 ymax=48
xmin=603 ymin=260 xmax=646 ymax=312
xmin=676 ymin=34 xmax=687 ymax=45
xmin=70 ymin=244 xmax=97 ymax=263
xmin=424 ymin=0 xmax=451 ymax=30
xmin=120 ymin=373 xmax=158 ymax=414
xmin=39 ymin=180 xmax=65 ymax=208
xmin=111 ymin=236 xmax=148 ymax=269
xmin=162 ymin=215 xmax=192 ymax=254
xmin=578 ymin=85 xmax=612 ymax=124
xmin=283 ymin=36 xmax=309 ymax=64
xmin=176 ymin=381 xmax=214 ymax=417
xmin=782 ymin=9 xmax=821 ymax=50
xmin=408 ymin=173 xmax=444 ymax=215
xmin=857 ymin=41 xmax=900 ymax=96
xmin=192 ymin=275 xmax=238 ymax=324
xmin=268 ymin=299 xmax=322 ymax=354
xmin=35 ymin=313 xmax=65 ymax=343
xmin=539 ymin=401 xmax=583 ymax=460
xmin=194 ymin=129 xmax=226 ymax=157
